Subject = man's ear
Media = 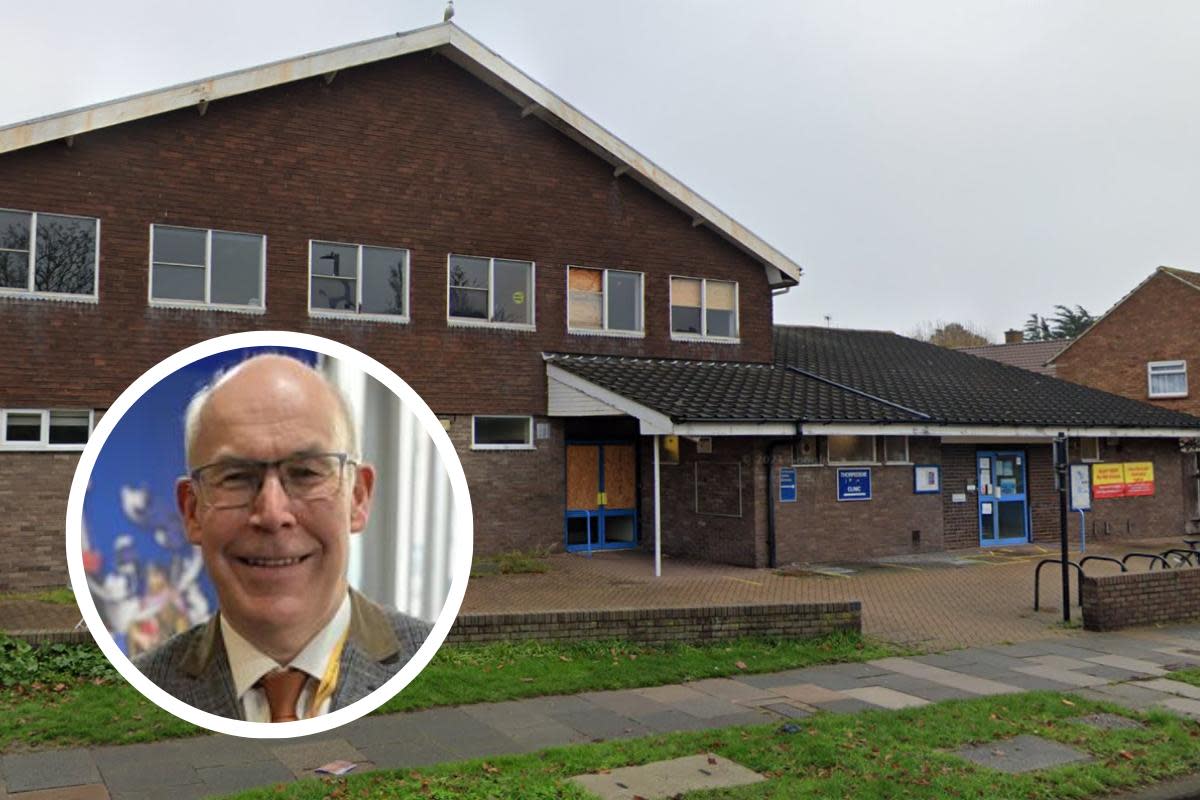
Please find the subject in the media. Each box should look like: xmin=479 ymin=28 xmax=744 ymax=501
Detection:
xmin=176 ymin=478 xmax=203 ymax=546
xmin=349 ymin=463 xmax=375 ymax=533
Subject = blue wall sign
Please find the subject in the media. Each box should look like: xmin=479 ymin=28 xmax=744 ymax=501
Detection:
xmin=837 ymin=468 xmax=872 ymax=502
xmin=779 ymin=467 xmax=797 ymax=503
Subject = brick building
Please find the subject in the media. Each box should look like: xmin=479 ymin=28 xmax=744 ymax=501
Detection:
xmin=1 ymin=24 xmax=1198 ymax=589
xmin=1048 ymin=266 xmax=1200 ymax=532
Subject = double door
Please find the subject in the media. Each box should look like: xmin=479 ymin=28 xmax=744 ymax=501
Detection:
xmin=564 ymin=442 xmax=637 ymax=551
xmin=977 ymin=450 xmax=1029 ymax=545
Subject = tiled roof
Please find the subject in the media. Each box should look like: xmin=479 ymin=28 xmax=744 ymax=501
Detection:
xmin=545 ymin=354 xmax=921 ymax=423
xmin=957 ymin=340 xmax=1069 ymax=376
xmin=774 ymin=326 xmax=1200 ymax=429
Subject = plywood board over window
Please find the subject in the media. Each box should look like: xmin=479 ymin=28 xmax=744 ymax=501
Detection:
xmin=695 ymin=462 xmax=743 ymax=517
xmin=566 ymin=445 xmax=600 ymax=510
xmin=604 ymin=445 xmax=637 ymax=508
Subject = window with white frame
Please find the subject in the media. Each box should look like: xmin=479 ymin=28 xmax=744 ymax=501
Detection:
xmin=309 ymin=241 xmax=409 ymax=320
xmin=567 ymin=266 xmax=643 ymax=335
xmin=1079 ymin=437 xmax=1101 ymax=462
xmin=448 ymin=254 xmax=534 ymax=327
xmin=1148 ymin=360 xmax=1187 ymax=398
xmin=471 ymin=416 xmax=534 ymax=449
xmin=150 ymin=225 xmax=264 ymax=308
xmin=0 ymin=208 xmax=98 ymax=298
xmin=827 ymin=434 xmax=876 ymax=464
xmin=881 ymin=436 xmax=909 ymax=464
xmin=1 ymin=409 xmax=93 ymax=450
xmin=670 ymin=277 xmax=738 ymax=339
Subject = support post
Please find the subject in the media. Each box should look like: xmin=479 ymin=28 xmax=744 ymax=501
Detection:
xmin=1055 ymin=432 xmax=1070 ymax=622
xmin=654 ymin=434 xmax=662 ymax=577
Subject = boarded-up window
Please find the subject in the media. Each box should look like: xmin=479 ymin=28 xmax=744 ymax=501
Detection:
xmin=671 ymin=276 xmax=737 ymax=338
xmin=694 ymin=462 xmax=743 ymax=517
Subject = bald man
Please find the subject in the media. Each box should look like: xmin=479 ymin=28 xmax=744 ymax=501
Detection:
xmin=134 ymin=354 xmax=431 ymax=722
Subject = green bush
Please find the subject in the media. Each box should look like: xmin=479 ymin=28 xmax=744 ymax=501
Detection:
xmin=0 ymin=636 xmax=116 ymax=687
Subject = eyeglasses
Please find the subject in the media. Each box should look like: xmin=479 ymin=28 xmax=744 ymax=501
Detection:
xmin=190 ymin=452 xmax=353 ymax=509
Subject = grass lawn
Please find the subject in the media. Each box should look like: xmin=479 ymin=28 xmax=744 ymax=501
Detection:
xmin=224 ymin=692 xmax=1200 ymax=800
xmin=1167 ymin=668 xmax=1200 ymax=688
xmin=0 ymin=632 xmax=894 ymax=751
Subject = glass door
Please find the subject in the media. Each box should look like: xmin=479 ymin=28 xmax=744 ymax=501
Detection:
xmin=977 ymin=450 xmax=1029 ymax=546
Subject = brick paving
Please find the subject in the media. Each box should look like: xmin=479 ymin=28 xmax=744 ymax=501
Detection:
xmin=461 ymin=538 xmax=1182 ymax=650
xmin=2 ymin=623 xmax=1199 ymax=798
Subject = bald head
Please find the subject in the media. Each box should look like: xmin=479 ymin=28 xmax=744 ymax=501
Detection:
xmin=183 ymin=355 xmax=358 ymax=469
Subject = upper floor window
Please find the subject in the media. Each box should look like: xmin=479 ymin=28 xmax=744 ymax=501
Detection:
xmin=670 ymin=277 xmax=738 ymax=340
xmin=567 ymin=266 xmax=643 ymax=336
xmin=150 ymin=225 xmax=264 ymax=310
xmin=1148 ymin=360 xmax=1187 ymax=398
xmin=0 ymin=208 xmax=98 ymax=300
xmin=1 ymin=408 xmax=93 ymax=451
xmin=309 ymin=241 xmax=409 ymax=322
xmin=448 ymin=254 xmax=534 ymax=329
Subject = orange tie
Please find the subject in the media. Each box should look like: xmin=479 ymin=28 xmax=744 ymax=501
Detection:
xmin=257 ymin=668 xmax=308 ymax=723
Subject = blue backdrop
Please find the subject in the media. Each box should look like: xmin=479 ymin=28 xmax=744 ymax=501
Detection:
xmin=82 ymin=347 xmax=318 ymax=656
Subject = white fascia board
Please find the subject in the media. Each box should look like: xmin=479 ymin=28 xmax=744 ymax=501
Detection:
xmin=673 ymin=422 xmax=798 ymax=436
xmin=803 ymin=422 xmax=1200 ymax=439
xmin=545 ymin=365 xmax=673 ymax=434
xmin=428 ymin=27 xmax=804 ymax=285
xmin=0 ymin=23 xmax=803 ymax=288
xmin=0 ymin=25 xmax=451 ymax=154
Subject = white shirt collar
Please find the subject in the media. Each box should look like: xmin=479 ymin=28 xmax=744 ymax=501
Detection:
xmin=221 ymin=592 xmax=351 ymax=712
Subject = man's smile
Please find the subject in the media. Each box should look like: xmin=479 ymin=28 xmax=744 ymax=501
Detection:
xmin=234 ymin=554 xmax=314 ymax=569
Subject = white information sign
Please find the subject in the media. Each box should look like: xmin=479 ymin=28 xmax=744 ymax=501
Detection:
xmin=1069 ymin=464 xmax=1092 ymax=511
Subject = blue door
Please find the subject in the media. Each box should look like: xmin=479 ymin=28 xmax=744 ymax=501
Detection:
xmin=977 ymin=450 xmax=1029 ymax=546
xmin=564 ymin=442 xmax=638 ymax=552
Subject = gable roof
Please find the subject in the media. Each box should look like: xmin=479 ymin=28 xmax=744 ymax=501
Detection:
xmin=775 ymin=326 xmax=1200 ymax=430
xmin=957 ymin=339 xmax=1068 ymax=376
xmin=0 ymin=23 xmax=801 ymax=289
xmin=1049 ymin=266 xmax=1200 ymax=363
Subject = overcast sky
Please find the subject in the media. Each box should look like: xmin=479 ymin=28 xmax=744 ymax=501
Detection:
xmin=4 ymin=1 xmax=1198 ymax=341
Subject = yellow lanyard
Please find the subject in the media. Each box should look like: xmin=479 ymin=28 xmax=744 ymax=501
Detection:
xmin=305 ymin=627 xmax=350 ymax=719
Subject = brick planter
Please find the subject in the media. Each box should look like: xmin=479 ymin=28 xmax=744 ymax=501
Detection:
xmin=446 ymin=602 xmax=862 ymax=645
xmin=1081 ymin=568 xmax=1200 ymax=631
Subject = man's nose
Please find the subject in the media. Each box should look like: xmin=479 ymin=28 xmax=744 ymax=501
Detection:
xmin=249 ymin=469 xmax=295 ymax=529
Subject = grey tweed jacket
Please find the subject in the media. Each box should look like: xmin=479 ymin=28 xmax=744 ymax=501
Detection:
xmin=132 ymin=589 xmax=432 ymax=721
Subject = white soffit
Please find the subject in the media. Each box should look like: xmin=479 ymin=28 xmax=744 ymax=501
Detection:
xmin=802 ymin=423 xmax=1198 ymax=439
xmin=0 ymin=23 xmax=802 ymax=288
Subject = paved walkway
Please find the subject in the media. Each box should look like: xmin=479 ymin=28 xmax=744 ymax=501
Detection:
xmin=3 ymin=623 xmax=1200 ymax=799
xmin=463 ymin=539 xmax=1181 ymax=650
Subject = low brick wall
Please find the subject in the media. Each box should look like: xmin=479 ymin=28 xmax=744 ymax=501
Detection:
xmin=445 ymin=602 xmax=862 ymax=645
xmin=1081 ymin=568 xmax=1200 ymax=631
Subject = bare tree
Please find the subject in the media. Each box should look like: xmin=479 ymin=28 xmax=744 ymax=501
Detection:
xmin=910 ymin=320 xmax=992 ymax=348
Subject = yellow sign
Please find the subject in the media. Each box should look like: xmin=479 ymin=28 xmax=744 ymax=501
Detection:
xmin=1092 ymin=463 xmax=1125 ymax=498
xmin=1123 ymin=461 xmax=1155 ymax=497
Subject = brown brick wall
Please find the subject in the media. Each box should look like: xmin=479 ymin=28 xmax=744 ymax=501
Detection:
xmin=638 ymin=436 xmax=766 ymax=568
xmin=775 ymin=437 xmax=945 ymax=564
xmin=1080 ymin=438 xmax=1194 ymax=541
xmin=0 ymin=453 xmax=77 ymax=591
xmin=1081 ymin=568 xmax=1200 ymax=631
xmin=446 ymin=602 xmax=862 ymax=645
xmin=0 ymin=52 xmax=777 ymax=580
xmin=1053 ymin=271 xmax=1200 ymax=418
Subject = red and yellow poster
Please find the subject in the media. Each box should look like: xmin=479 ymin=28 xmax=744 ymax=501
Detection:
xmin=1091 ymin=463 xmax=1126 ymax=499
xmin=1091 ymin=462 xmax=1155 ymax=499
xmin=1123 ymin=462 xmax=1155 ymax=497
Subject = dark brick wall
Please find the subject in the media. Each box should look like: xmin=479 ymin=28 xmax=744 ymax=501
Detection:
xmin=774 ymin=437 xmax=944 ymax=564
xmin=1054 ymin=271 xmax=1200 ymax=418
xmin=1081 ymin=568 xmax=1200 ymax=631
xmin=0 ymin=453 xmax=77 ymax=591
xmin=638 ymin=436 xmax=766 ymax=568
xmin=1080 ymin=438 xmax=1193 ymax=541
xmin=446 ymin=602 xmax=862 ymax=645
xmin=0 ymin=51 xmax=776 ymax=580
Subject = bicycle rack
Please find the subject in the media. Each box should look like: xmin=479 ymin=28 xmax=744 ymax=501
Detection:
xmin=1160 ymin=549 xmax=1197 ymax=567
xmin=1078 ymin=555 xmax=1127 ymax=572
xmin=1121 ymin=552 xmax=1171 ymax=570
xmin=1034 ymin=558 xmax=1084 ymax=611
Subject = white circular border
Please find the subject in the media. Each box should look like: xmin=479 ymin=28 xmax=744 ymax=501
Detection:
xmin=65 ymin=331 xmax=474 ymax=739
